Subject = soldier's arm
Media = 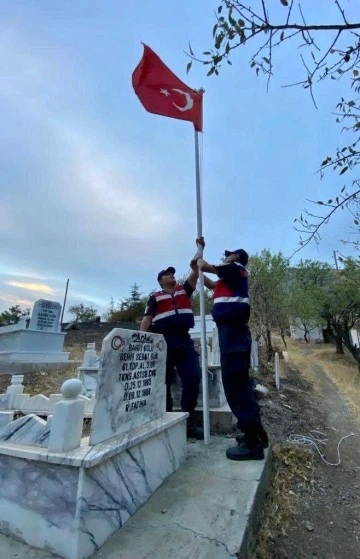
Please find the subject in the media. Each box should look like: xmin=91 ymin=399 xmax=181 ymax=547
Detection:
xmin=139 ymin=295 xmax=156 ymax=331
xmin=140 ymin=315 xmax=153 ymax=332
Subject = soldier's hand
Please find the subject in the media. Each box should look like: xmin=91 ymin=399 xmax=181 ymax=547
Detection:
xmin=196 ymin=237 xmax=205 ymax=248
xmin=190 ymin=258 xmax=198 ymax=271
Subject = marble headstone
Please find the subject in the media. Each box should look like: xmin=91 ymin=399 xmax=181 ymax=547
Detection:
xmin=90 ymin=329 xmax=167 ymax=445
xmin=29 ymin=299 xmax=61 ymax=332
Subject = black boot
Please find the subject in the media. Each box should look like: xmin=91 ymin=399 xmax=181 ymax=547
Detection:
xmin=226 ymin=430 xmax=264 ymax=461
xmin=235 ymin=421 xmax=269 ymax=448
xmin=186 ymin=413 xmax=204 ymax=440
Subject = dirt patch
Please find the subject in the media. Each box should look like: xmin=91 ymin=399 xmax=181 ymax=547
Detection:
xmin=0 ymin=364 xmax=77 ymax=397
xmin=252 ymin=339 xmax=360 ymax=558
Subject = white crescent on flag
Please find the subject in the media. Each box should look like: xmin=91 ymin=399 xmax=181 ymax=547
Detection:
xmin=172 ymin=88 xmax=194 ymax=112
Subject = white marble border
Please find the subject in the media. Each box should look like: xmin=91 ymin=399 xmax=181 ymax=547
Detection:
xmin=0 ymin=412 xmax=188 ymax=469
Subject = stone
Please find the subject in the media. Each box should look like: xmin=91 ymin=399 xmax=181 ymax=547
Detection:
xmin=0 ymin=395 xmax=10 ymax=410
xmin=251 ymin=339 xmax=259 ymax=371
xmin=0 ymin=299 xmax=69 ymax=362
xmin=211 ymin=325 xmax=220 ymax=366
xmin=61 ymin=379 xmax=83 ymax=399
xmin=89 ymin=438 xmax=271 ymax=559
xmin=0 ymin=411 xmax=14 ymax=430
xmin=6 ymin=375 xmax=24 ymax=407
xmin=0 ymin=412 xmax=187 ymax=559
xmin=29 ymin=299 xmax=61 ymax=332
xmin=275 ymin=352 xmax=280 ymax=390
xmin=48 ymin=379 xmax=85 ymax=453
xmin=77 ymin=343 xmax=100 ymax=398
xmin=90 ymin=329 xmax=167 ymax=446
xmin=78 ymin=368 xmax=98 ymax=398
xmin=81 ymin=342 xmax=99 ymax=367
xmin=0 ymin=414 xmax=50 ymax=447
xmin=172 ymin=365 xmax=226 ymax=410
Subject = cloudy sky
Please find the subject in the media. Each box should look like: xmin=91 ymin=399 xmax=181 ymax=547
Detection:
xmin=1 ymin=1 xmax=357 ymax=320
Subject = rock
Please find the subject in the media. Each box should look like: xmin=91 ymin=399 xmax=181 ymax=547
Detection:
xmin=305 ymin=522 xmax=315 ymax=532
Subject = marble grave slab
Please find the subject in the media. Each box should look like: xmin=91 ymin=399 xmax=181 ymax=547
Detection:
xmin=90 ymin=329 xmax=167 ymax=445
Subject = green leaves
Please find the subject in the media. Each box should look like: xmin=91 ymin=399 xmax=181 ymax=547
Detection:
xmin=321 ymin=156 xmax=332 ymax=167
xmin=214 ymin=33 xmax=224 ymax=50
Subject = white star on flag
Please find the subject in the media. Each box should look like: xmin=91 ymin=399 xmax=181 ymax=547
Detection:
xmin=160 ymin=88 xmax=170 ymax=96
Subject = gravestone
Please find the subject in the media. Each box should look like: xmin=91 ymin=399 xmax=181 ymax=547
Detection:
xmin=0 ymin=299 xmax=69 ymax=364
xmin=29 ymin=299 xmax=61 ymax=332
xmin=90 ymin=329 xmax=167 ymax=445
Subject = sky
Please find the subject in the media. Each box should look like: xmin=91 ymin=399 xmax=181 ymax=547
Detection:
xmin=1 ymin=0 xmax=358 ymax=320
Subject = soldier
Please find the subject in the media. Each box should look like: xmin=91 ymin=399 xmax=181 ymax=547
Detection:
xmin=140 ymin=247 xmax=204 ymax=440
xmin=194 ymin=243 xmax=268 ymax=460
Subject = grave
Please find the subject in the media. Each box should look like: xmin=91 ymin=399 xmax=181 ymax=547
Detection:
xmin=0 ymin=299 xmax=69 ymax=363
xmin=0 ymin=328 xmax=187 ymax=559
xmin=77 ymin=342 xmax=100 ymax=398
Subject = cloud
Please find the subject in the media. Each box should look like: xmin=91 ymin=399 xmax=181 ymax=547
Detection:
xmin=4 ymin=281 xmax=56 ymax=295
xmin=0 ymin=21 xmax=186 ymax=314
xmin=0 ymin=293 xmax=33 ymax=309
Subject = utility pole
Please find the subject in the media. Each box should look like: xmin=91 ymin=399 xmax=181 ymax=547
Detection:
xmin=333 ymin=250 xmax=339 ymax=271
xmin=60 ymin=279 xmax=69 ymax=327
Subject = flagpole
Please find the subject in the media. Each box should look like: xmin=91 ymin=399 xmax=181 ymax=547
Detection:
xmin=194 ymin=91 xmax=210 ymax=445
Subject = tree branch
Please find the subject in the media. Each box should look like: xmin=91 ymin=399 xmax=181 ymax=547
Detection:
xmin=292 ymin=188 xmax=360 ymax=256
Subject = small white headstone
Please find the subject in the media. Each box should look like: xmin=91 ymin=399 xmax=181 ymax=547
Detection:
xmin=211 ymin=326 xmax=221 ymax=366
xmin=251 ymin=340 xmax=259 ymax=371
xmin=275 ymin=352 xmax=280 ymax=390
xmin=29 ymin=299 xmax=62 ymax=332
xmin=90 ymin=329 xmax=167 ymax=445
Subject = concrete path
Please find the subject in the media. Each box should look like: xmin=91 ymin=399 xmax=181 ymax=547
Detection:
xmin=0 ymin=437 xmax=271 ymax=559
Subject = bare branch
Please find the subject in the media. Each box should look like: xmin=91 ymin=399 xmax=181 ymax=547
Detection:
xmin=292 ymin=188 xmax=360 ymax=257
xmin=286 ymin=0 xmax=295 ymax=27
xmin=261 ymin=0 xmax=267 ymax=23
xmin=335 ymin=0 xmax=348 ymax=26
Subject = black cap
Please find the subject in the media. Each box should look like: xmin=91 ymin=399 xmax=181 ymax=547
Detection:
xmin=157 ymin=266 xmax=176 ymax=283
xmin=224 ymin=249 xmax=248 ymax=266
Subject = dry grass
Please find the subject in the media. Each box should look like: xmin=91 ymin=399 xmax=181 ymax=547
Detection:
xmin=285 ymin=339 xmax=360 ymax=420
xmin=283 ymin=339 xmax=323 ymax=392
xmin=0 ymin=364 xmax=78 ymax=397
xmin=312 ymin=346 xmax=360 ymax=419
xmin=251 ymin=445 xmax=314 ymax=558
xmin=64 ymin=343 xmax=86 ymax=361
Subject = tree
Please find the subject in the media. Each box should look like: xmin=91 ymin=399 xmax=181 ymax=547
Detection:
xmin=0 ymin=305 xmax=30 ymax=326
xmin=294 ymin=95 xmax=360 ymax=252
xmin=248 ymin=250 xmax=290 ymax=359
xmin=109 ymin=284 xmax=149 ymax=323
xmin=187 ymin=1 xmax=360 ymax=248
xmin=289 ymin=260 xmax=331 ymax=342
xmin=176 ymin=274 xmax=213 ymax=315
xmin=68 ymin=304 xmax=98 ymax=322
xmin=191 ymin=288 xmax=213 ymax=315
xmin=319 ymin=258 xmax=360 ymax=357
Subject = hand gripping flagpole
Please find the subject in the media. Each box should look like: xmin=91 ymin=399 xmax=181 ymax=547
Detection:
xmin=194 ymin=88 xmax=210 ymax=445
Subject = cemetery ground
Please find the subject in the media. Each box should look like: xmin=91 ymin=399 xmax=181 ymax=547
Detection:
xmin=0 ymin=335 xmax=359 ymax=558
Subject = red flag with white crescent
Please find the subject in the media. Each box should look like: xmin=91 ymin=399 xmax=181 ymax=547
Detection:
xmin=132 ymin=44 xmax=203 ymax=132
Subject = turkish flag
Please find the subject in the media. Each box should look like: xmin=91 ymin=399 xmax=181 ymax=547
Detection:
xmin=132 ymin=44 xmax=203 ymax=132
